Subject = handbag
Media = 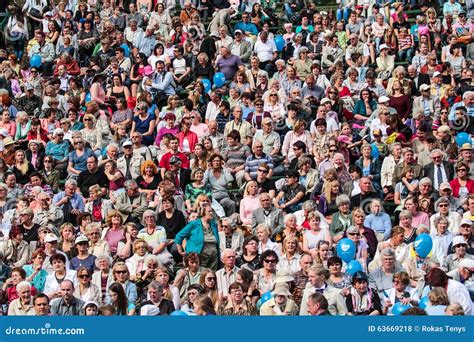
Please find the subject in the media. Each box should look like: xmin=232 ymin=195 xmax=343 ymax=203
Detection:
xmin=28 ymin=8 xmax=42 ymax=19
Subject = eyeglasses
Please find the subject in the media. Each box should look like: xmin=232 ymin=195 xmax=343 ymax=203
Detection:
xmin=255 ymin=103 xmax=264 ymax=106
xmin=258 ymin=169 xmax=268 ymax=173
xmin=79 ymin=274 xmax=90 ymax=279
xmin=438 ymin=204 xmax=448 ymax=207
xmin=74 ymin=141 xmax=83 ymax=145
xmin=457 ymin=169 xmax=467 ymax=172
xmin=115 ymin=270 xmax=128 ymax=274
xmin=221 ymin=224 xmax=229 ymax=228
xmin=77 ymin=241 xmax=88 ymax=246
xmin=348 ymin=233 xmax=361 ymax=236
xmin=329 ymin=149 xmax=337 ymax=152
xmin=84 ymin=118 xmax=92 ymax=121
xmin=329 ymin=91 xmax=336 ymax=94
xmin=89 ymin=232 xmax=100 ymax=235
xmin=264 ymin=259 xmax=277 ymax=264
xmin=270 ymin=94 xmax=277 ymax=97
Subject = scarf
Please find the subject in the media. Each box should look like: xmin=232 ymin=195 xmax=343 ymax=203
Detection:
xmin=350 ymin=286 xmax=372 ymax=314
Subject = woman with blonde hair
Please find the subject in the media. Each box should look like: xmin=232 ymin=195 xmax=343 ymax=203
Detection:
xmin=80 ymin=112 xmax=102 ymax=156
xmin=318 ymin=179 xmax=340 ymax=217
xmin=240 ymin=181 xmax=260 ymax=226
xmin=12 ymin=149 xmax=34 ymax=185
xmin=263 ymin=87 xmax=285 ymax=123
xmin=277 ymin=236 xmax=302 ymax=275
xmin=86 ymin=223 xmax=110 ymax=257
xmin=58 ymin=222 xmax=78 ymax=260
xmin=102 ymin=210 xmax=125 ymax=256
xmin=426 ymin=287 xmax=450 ymax=315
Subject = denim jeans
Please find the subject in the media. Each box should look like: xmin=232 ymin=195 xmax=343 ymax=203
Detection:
xmin=336 ymin=8 xmax=351 ymax=22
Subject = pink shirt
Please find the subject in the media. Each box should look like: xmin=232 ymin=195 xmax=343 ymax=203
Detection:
xmin=239 ymin=196 xmax=261 ymax=225
xmin=412 ymin=211 xmax=430 ymax=229
xmin=104 ymin=228 xmax=124 ymax=254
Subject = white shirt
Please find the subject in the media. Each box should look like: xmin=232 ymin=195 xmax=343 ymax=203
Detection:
xmin=447 ymin=279 xmax=472 ymax=315
xmin=253 ymin=40 xmax=276 ymax=63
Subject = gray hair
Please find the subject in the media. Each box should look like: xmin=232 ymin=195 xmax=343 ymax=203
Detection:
xmin=283 ymin=213 xmax=296 ymax=225
xmin=297 ymin=156 xmax=312 ymax=169
xmin=95 ymin=254 xmax=113 ymax=268
xmin=142 ymin=210 xmax=157 ymax=224
xmin=434 ymin=216 xmax=450 ymax=227
xmin=256 ymin=223 xmax=271 ymax=235
xmin=221 ymin=217 xmax=236 ymax=230
xmin=335 ymin=194 xmax=350 ymax=207
xmin=64 ymin=179 xmax=77 ymax=187
xmin=381 ymin=248 xmax=395 ymax=258
xmin=107 ymin=143 xmax=119 ymax=151
xmin=389 ymin=142 xmax=401 ymax=153
xmin=0 ymin=183 xmax=8 ymax=191
xmin=430 ymin=149 xmax=443 ymax=157
xmin=147 ymin=280 xmax=164 ymax=292
xmin=124 ymin=180 xmax=137 ymax=190
xmin=302 ymin=200 xmax=316 ymax=211
xmin=419 ymin=177 xmax=432 ymax=185
xmin=16 ymin=281 xmax=31 ymax=291
xmin=144 ymin=254 xmax=160 ymax=266
xmin=416 ymin=224 xmax=430 ymax=235
xmin=462 ymin=91 xmax=473 ymax=100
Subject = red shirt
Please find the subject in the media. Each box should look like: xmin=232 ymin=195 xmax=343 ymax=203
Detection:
xmin=159 ymin=151 xmax=190 ymax=171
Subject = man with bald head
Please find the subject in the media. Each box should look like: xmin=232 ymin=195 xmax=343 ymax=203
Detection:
xmin=208 ymin=120 xmax=224 ymax=152
xmin=50 ymin=279 xmax=84 ymax=316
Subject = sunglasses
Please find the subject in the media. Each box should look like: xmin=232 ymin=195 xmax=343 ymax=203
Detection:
xmin=264 ymin=259 xmax=277 ymax=264
xmin=438 ymin=204 xmax=448 ymax=207
xmin=115 ymin=270 xmax=128 ymax=274
xmin=348 ymin=233 xmax=361 ymax=236
xmin=84 ymin=118 xmax=92 ymax=121
xmin=79 ymin=274 xmax=90 ymax=279
xmin=457 ymin=169 xmax=467 ymax=172
xmin=258 ymin=169 xmax=268 ymax=173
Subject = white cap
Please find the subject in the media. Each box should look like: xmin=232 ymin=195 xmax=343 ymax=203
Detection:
xmin=433 ymin=71 xmax=441 ymax=78
xmin=460 ymin=219 xmax=472 ymax=227
xmin=379 ymin=44 xmax=389 ymax=50
xmin=75 ymin=235 xmax=89 ymax=245
xmin=44 ymin=233 xmax=58 ymax=243
xmin=459 ymin=259 xmax=474 ymax=270
xmin=452 ymin=235 xmax=467 ymax=247
xmin=378 ymin=96 xmax=390 ymax=103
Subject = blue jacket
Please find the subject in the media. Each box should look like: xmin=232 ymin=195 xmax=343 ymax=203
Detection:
xmin=175 ymin=219 xmax=220 ymax=256
xmin=364 ymin=212 xmax=392 ymax=240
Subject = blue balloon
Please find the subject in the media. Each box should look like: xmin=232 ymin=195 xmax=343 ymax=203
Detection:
xmin=337 ymin=238 xmax=356 ymax=263
xmin=418 ymin=296 xmax=429 ymax=310
xmin=170 ymin=310 xmax=188 ymax=316
xmin=260 ymin=290 xmax=273 ymax=304
xmin=392 ymin=302 xmax=411 ymax=315
xmin=370 ymin=143 xmax=380 ymax=159
xmin=120 ymin=43 xmax=130 ymax=57
xmin=30 ymin=54 xmax=42 ymax=68
xmin=274 ymin=35 xmax=285 ymax=52
xmin=201 ymin=79 xmax=212 ymax=93
xmin=85 ymin=92 xmax=91 ymax=104
xmin=414 ymin=233 xmax=433 ymax=259
xmin=213 ymin=72 xmax=226 ymax=88
xmin=456 ymin=132 xmax=471 ymax=147
xmin=346 ymin=260 xmax=363 ymax=276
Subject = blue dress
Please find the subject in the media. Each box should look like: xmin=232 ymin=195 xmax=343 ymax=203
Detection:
xmin=133 ymin=113 xmax=156 ymax=146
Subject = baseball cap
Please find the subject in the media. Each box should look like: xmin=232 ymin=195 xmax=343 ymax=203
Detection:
xmin=378 ymin=96 xmax=390 ymax=103
xmin=433 ymin=71 xmax=441 ymax=78
xmin=420 ymin=84 xmax=430 ymax=91
xmin=452 ymin=235 xmax=467 ymax=247
xmin=234 ymin=29 xmax=243 ymax=34
xmin=25 ymin=83 xmax=34 ymax=90
xmin=320 ymin=98 xmax=331 ymax=105
xmin=460 ymin=219 xmax=472 ymax=227
xmin=379 ymin=44 xmax=389 ymax=50
xmin=44 ymin=233 xmax=58 ymax=243
xmin=75 ymin=235 xmax=89 ymax=245
xmin=439 ymin=182 xmax=452 ymax=191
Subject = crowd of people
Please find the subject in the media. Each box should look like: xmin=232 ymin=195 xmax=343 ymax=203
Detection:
xmin=0 ymin=0 xmax=473 ymax=317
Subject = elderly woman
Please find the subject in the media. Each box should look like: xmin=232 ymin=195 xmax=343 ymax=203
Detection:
xmin=134 ymin=255 xmax=162 ymax=303
xmin=260 ymin=283 xmax=299 ymax=316
xmin=382 ymin=271 xmax=419 ymax=315
xmin=85 ymin=223 xmax=110 ymax=257
xmin=204 ymin=153 xmax=236 ymax=216
xmin=254 ymin=250 xmax=279 ymax=295
xmin=84 ymin=184 xmax=113 ymax=223
xmin=443 ymin=236 xmax=472 ymax=273
xmin=327 ymin=256 xmax=352 ymax=289
xmin=23 ymin=248 xmax=48 ymax=293
xmin=137 ymin=210 xmax=174 ymax=267
xmin=256 ymin=223 xmax=280 ymax=255
xmin=43 ymin=253 xmax=77 ymax=300
xmin=218 ymin=217 xmax=244 ymax=256
xmin=338 ymin=271 xmax=383 ymax=316
xmin=302 ymin=212 xmax=332 ymax=258
xmin=217 ymin=282 xmax=257 ymax=315
xmin=429 ymin=197 xmax=462 ymax=236
xmin=175 ymin=204 xmax=220 ymax=270
xmin=329 ymin=194 xmax=352 ymax=243
xmin=431 ymin=216 xmax=454 ymax=267
xmin=275 ymin=213 xmax=302 ymax=248
xmin=1 ymin=226 xmax=29 ymax=267
xmin=91 ymin=254 xmax=114 ymax=304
